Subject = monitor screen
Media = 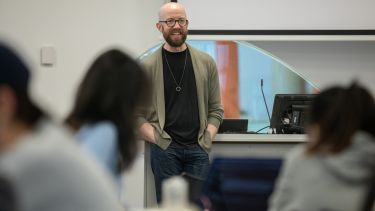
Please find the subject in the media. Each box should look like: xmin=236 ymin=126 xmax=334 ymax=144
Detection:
xmin=218 ymin=119 xmax=248 ymax=134
xmin=270 ymin=94 xmax=316 ymax=134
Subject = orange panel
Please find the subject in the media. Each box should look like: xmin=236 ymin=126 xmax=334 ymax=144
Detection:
xmin=215 ymin=41 xmax=240 ymax=118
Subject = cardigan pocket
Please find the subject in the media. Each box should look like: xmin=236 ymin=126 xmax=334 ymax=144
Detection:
xmin=201 ymin=129 xmax=212 ymax=153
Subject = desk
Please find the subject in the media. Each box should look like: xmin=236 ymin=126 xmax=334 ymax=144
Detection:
xmin=124 ymin=134 xmax=307 ymax=208
xmin=211 ymin=134 xmax=306 ymax=158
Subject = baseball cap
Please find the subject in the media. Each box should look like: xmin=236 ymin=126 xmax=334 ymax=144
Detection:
xmin=0 ymin=43 xmax=30 ymax=91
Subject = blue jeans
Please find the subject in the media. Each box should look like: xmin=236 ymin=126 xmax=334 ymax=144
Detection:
xmin=150 ymin=141 xmax=209 ymax=204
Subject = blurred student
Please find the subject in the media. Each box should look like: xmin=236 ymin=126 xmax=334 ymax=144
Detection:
xmin=0 ymin=43 xmax=122 ymax=211
xmin=0 ymin=176 xmax=16 ymax=211
xmin=65 ymin=49 xmax=150 ymax=183
xmin=269 ymin=82 xmax=375 ymax=211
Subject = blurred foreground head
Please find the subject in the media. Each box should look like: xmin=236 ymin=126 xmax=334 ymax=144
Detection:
xmin=307 ymin=82 xmax=375 ymax=154
xmin=66 ymin=49 xmax=151 ymax=170
xmin=0 ymin=43 xmax=45 ymax=152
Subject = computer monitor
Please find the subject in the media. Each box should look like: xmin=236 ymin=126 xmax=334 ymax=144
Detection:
xmin=218 ymin=119 xmax=248 ymax=133
xmin=270 ymin=94 xmax=316 ymax=134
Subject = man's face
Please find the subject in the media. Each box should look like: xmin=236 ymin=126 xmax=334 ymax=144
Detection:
xmin=160 ymin=20 xmax=188 ymax=47
xmin=157 ymin=6 xmax=188 ymax=48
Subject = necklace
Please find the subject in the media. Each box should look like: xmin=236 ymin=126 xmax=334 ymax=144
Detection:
xmin=163 ymin=49 xmax=188 ymax=92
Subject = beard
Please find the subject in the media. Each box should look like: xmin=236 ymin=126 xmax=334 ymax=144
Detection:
xmin=163 ymin=29 xmax=187 ymax=47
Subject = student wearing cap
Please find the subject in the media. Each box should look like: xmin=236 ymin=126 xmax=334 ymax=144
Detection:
xmin=0 ymin=43 xmax=122 ymax=211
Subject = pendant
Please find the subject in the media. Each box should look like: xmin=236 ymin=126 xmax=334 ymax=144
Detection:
xmin=176 ymin=86 xmax=182 ymax=92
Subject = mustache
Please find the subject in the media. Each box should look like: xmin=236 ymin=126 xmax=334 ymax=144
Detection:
xmin=171 ymin=29 xmax=183 ymax=34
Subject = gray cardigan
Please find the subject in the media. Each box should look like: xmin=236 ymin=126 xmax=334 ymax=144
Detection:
xmin=137 ymin=44 xmax=224 ymax=152
xmin=268 ymin=132 xmax=375 ymax=211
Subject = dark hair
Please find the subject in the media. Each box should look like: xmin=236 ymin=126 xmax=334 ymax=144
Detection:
xmin=0 ymin=43 xmax=45 ymax=127
xmin=66 ymin=49 xmax=150 ymax=171
xmin=13 ymin=90 xmax=45 ymax=126
xmin=306 ymin=82 xmax=375 ymax=154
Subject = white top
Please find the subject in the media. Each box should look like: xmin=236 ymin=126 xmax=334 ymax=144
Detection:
xmin=0 ymin=120 xmax=122 ymax=211
xmin=268 ymin=132 xmax=375 ymax=211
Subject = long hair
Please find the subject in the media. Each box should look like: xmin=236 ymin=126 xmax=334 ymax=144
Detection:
xmin=306 ymin=82 xmax=375 ymax=154
xmin=66 ymin=49 xmax=150 ymax=171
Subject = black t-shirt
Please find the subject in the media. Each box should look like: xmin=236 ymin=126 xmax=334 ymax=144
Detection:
xmin=162 ymin=48 xmax=200 ymax=145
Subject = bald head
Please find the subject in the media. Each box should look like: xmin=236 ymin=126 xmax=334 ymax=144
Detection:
xmin=157 ymin=2 xmax=189 ymax=51
xmin=158 ymin=2 xmax=187 ymax=21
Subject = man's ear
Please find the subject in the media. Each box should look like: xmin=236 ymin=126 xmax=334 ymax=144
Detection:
xmin=156 ymin=22 xmax=163 ymax=32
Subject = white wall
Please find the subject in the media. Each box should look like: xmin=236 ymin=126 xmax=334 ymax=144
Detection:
xmin=179 ymin=0 xmax=375 ymax=30
xmin=249 ymin=41 xmax=375 ymax=94
xmin=0 ymin=0 xmax=164 ymax=119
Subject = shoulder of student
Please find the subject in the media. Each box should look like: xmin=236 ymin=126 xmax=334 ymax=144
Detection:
xmin=0 ymin=121 xmax=122 ymax=211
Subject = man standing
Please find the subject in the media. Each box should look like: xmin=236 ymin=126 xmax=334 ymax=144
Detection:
xmin=137 ymin=2 xmax=224 ymax=203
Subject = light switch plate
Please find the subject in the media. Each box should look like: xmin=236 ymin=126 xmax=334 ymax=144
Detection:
xmin=40 ymin=46 xmax=56 ymax=65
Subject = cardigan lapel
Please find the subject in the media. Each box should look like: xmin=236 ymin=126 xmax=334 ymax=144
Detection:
xmin=187 ymin=44 xmax=206 ymax=134
xmin=155 ymin=47 xmax=166 ymax=130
